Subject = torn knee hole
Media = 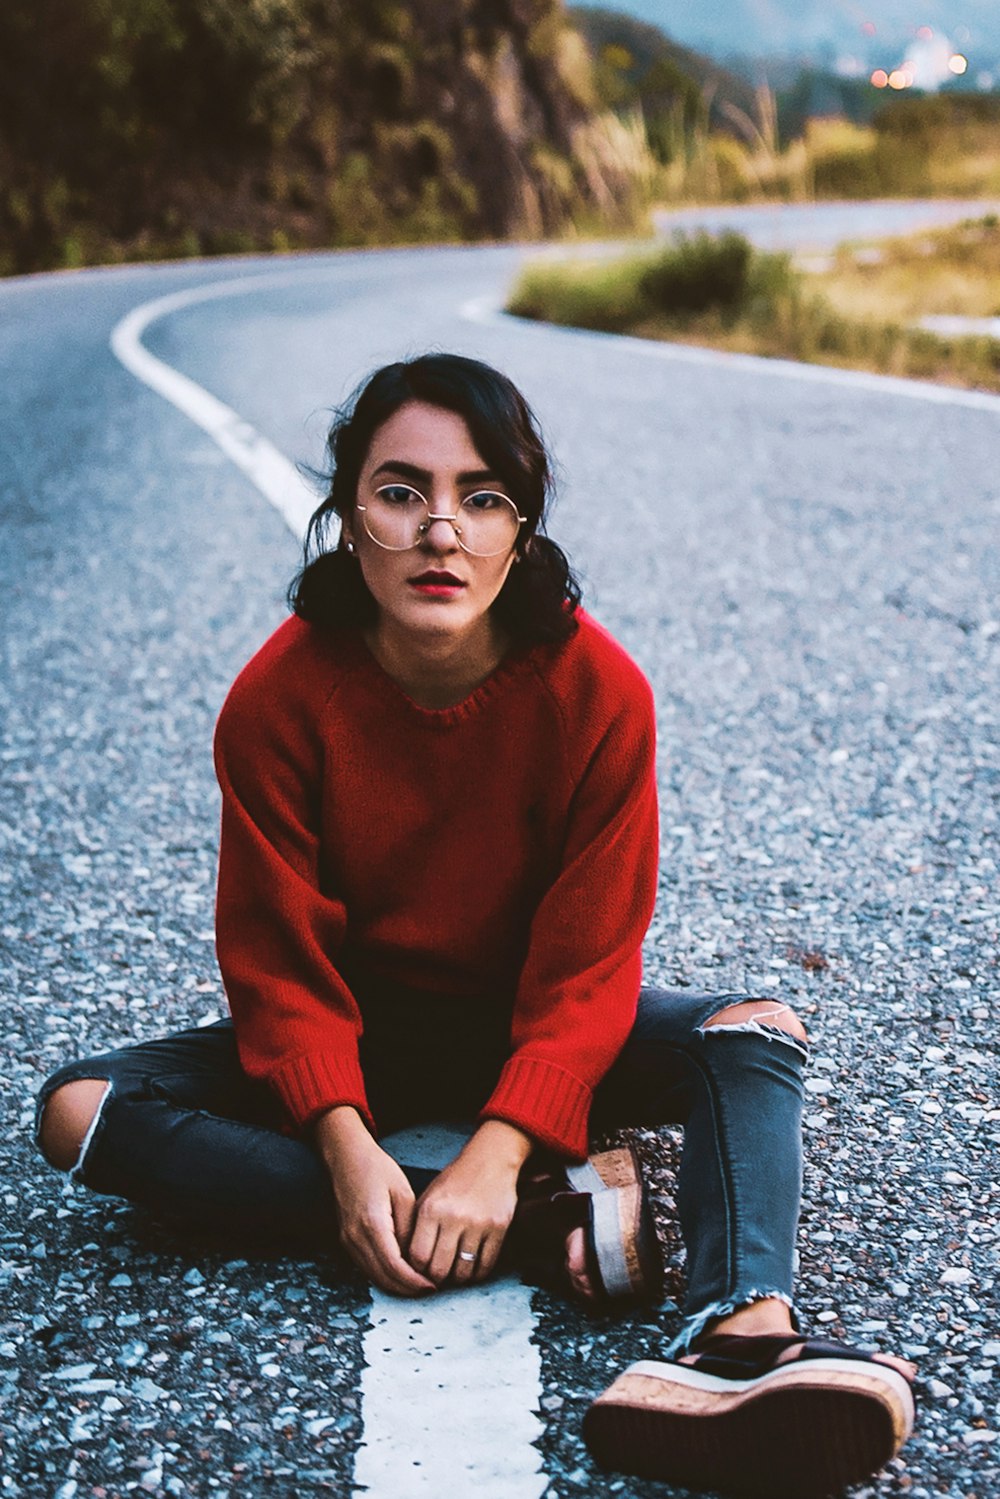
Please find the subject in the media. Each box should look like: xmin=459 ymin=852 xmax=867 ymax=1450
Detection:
xmin=703 ymin=1000 xmax=808 ymax=1043
xmin=39 ymin=1078 xmax=111 ymax=1172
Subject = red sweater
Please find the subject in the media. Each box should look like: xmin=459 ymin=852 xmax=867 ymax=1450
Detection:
xmin=213 ymin=610 xmax=659 ymax=1159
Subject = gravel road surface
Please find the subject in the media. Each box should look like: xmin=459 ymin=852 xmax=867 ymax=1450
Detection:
xmin=1 ymin=224 xmax=997 ymax=1498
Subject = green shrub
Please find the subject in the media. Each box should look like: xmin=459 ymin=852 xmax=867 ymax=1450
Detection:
xmin=508 ymin=257 xmax=650 ymax=331
xmin=811 ymin=140 xmax=884 ymax=198
xmin=202 ymin=228 xmax=257 ymax=257
xmin=638 ymin=231 xmax=752 ymax=316
xmin=506 ymin=236 xmax=1000 ymax=393
xmin=745 ymin=247 xmax=797 ymax=309
xmin=509 ymin=233 xmax=794 ymax=332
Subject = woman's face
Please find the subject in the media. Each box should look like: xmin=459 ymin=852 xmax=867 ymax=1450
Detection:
xmin=342 ymin=400 xmax=521 ymax=649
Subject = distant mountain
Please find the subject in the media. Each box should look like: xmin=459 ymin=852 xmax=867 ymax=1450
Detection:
xmin=569 ymin=6 xmax=759 ymax=131
xmin=571 ymin=0 xmax=1000 ymax=71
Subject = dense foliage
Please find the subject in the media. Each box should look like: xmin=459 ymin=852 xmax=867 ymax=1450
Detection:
xmin=0 ymin=0 xmax=647 ymax=275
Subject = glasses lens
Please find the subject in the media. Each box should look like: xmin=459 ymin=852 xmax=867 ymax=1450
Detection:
xmin=364 ymin=485 xmax=427 ymax=550
xmin=456 ymin=492 xmax=521 ymax=556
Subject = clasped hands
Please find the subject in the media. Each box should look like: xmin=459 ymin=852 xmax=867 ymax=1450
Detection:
xmin=316 ymin=1106 xmax=534 ymax=1297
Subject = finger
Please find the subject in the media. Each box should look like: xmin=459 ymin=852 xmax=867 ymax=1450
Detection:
xmin=368 ymin=1218 xmax=437 ymax=1295
xmin=390 ymin=1185 xmax=417 ymax=1254
xmin=367 ymin=1238 xmax=436 ymax=1296
xmin=427 ymin=1219 xmax=462 ymax=1284
xmin=407 ymin=1209 xmax=441 ymax=1276
xmin=473 ymin=1226 xmax=505 ymax=1282
xmin=451 ymin=1241 xmax=481 ymax=1285
xmin=350 ymin=1215 xmax=436 ymax=1296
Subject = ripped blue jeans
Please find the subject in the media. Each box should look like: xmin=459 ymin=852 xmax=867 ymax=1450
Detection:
xmin=35 ymin=985 xmax=806 ymax=1354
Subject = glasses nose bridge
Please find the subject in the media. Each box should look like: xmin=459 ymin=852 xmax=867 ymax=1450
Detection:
xmin=424 ymin=481 xmax=463 ymax=520
xmin=418 ymin=491 xmax=464 ymax=546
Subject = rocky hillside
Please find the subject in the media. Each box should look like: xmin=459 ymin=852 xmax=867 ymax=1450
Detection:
xmin=0 ymin=0 xmax=648 ymax=276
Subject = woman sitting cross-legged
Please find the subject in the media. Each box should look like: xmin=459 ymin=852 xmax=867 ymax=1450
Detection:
xmin=37 ymin=353 xmax=915 ymax=1499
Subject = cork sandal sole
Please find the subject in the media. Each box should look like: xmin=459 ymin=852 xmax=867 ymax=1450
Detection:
xmin=584 ymin=1357 xmax=915 ymax=1498
xmin=507 ymin=1146 xmax=663 ymax=1305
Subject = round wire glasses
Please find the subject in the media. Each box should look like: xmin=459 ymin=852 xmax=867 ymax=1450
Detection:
xmin=355 ymin=483 xmax=527 ymax=558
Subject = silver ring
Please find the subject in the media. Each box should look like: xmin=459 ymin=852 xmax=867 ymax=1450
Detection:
xmin=458 ymin=1250 xmax=477 ymax=1262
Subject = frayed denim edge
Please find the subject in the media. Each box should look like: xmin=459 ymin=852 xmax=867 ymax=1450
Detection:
xmin=69 ymin=1082 xmax=112 ymax=1180
xmin=663 ymin=1289 xmax=799 ymax=1358
xmin=697 ymin=1017 xmax=809 ymax=1063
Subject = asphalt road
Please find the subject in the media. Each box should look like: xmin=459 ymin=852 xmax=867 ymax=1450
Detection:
xmin=1 ymin=220 xmax=998 ymax=1499
xmin=654 ymin=197 xmax=1000 ymax=249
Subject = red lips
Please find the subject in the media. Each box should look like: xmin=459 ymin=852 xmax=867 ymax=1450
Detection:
xmin=408 ymin=570 xmax=466 ymax=587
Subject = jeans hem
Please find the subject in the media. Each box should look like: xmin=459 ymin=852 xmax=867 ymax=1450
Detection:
xmin=664 ymin=1289 xmax=799 ymax=1358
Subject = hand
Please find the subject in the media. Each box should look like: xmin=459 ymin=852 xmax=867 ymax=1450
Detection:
xmin=315 ymin=1107 xmax=435 ymax=1297
xmin=408 ymin=1120 xmax=534 ymax=1288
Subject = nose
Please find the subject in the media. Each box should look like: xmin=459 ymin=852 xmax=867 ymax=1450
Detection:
xmin=420 ymin=508 xmax=462 ymax=551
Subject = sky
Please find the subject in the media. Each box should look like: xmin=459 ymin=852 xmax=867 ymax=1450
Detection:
xmin=573 ymin=0 xmax=1000 ymax=77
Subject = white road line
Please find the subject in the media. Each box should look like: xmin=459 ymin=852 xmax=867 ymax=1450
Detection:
xmin=357 ymin=1284 xmax=545 ymax=1498
xmin=108 ymin=275 xmax=547 ymax=1499
xmin=362 ymin=1126 xmax=545 ymax=1498
xmin=462 ymin=294 xmax=1000 ymax=415
xmin=110 ymin=273 xmax=325 ymax=539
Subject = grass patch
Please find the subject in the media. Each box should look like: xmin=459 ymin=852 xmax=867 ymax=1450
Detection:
xmin=806 ymin=215 xmax=1000 ymax=324
xmin=507 ymin=228 xmax=1000 ymax=393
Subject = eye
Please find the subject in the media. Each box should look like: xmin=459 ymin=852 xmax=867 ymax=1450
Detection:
xmin=375 ymin=483 xmax=424 ymax=508
xmin=462 ymin=490 xmax=510 ymax=512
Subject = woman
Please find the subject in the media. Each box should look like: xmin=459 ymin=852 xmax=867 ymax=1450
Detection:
xmin=37 ymin=354 xmax=914 ymax=1498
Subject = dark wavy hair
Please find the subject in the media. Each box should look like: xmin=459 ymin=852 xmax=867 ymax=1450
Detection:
xmin=288 ymin=353 xmax=581 ymax=644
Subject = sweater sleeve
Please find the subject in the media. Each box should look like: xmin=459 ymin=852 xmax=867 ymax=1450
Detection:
xmin=213 ymin=632 xmax=372 ymax=1133
xmin=481 ymin=668 xmax=659 ymax=1160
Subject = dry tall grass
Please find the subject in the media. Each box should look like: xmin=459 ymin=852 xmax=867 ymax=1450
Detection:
xmin=809 ymin=216 xmax=1000 ymax=323
xmin=652 ymin=91 xmax=1000 ymax=205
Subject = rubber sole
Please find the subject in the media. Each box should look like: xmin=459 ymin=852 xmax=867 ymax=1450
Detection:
xmin=583 ymin=1358 xmax=915 ymax=1499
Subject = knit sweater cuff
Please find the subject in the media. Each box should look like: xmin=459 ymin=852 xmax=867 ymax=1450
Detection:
xmin=482 ymin=1055 xmax=592 ymax=1160
xmin=267 ymin=1048 xmax=373 ymax=1133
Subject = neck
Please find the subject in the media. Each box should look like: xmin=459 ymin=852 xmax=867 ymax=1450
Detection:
xmin=367 ymin=616 xmax=509 ymax=709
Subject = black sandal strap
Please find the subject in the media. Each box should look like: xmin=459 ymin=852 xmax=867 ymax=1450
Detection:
xmin=687 ymin=1332 xmax=899 ymax=1381
xmin=687 ymin=1334 xmax=806 ymax=1379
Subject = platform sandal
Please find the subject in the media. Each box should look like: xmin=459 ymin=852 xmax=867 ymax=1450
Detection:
xmin=505 ymin=1145 xmax=663 ymax=1306
xmin=583 ymin=1331 xmax=916 ymax=1498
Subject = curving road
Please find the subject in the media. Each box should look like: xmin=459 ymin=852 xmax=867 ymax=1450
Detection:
xmin=654 ymin=196 xmax=1000 ymax=249
xmin=2 ymin=229 xmax=998 ymax=1498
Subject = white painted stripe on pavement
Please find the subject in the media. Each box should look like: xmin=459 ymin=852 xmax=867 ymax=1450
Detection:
xmin=110 ymin=273 xmax=326 ymax=539
xmin=364 ymin=1125 xmax=545 ymax=1498
xmin=462 ymin=294 xmax=1000 ymax=415
xmin=108 ymin=279 xmax=547 ymax=1499
xmin=357 ymin=1282 xmax=545 ymax=1499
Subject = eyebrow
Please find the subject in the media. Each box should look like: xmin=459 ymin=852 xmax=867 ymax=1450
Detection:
xmin=371 ymin=459 xmax=503 ymax=486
